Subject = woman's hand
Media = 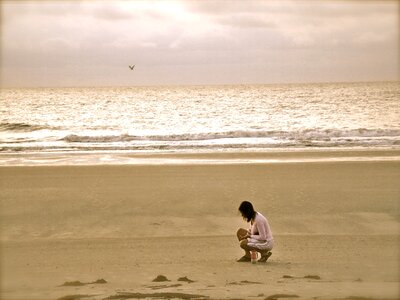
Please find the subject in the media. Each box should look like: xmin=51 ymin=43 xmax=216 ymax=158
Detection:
xmin=240 ymin=233 xmax=250 ymax=240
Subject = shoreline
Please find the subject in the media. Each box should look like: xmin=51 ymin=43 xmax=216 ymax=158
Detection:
xmin=1 ymin=147 xmax=400 ymax=166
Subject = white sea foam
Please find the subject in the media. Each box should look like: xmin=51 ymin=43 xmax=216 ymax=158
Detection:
xmin=59 ymin=128 xmax=400 ymax=143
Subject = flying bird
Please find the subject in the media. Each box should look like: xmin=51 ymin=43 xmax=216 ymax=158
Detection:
xmin=129 ymin=65 xmax=135 ymax=70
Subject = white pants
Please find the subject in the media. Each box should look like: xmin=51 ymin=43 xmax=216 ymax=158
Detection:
xmin=247 ymin=238 xmax=274 ymax=251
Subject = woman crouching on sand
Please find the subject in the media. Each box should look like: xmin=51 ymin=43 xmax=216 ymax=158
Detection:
xmin=237 ymin=201 xmax=274 ymax=262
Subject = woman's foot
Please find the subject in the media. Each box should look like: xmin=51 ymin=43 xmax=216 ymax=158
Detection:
xmin=258 ymin=251 xmax=272 ymax=263
xmin=236 ymin=255 xmax=251 ymax=262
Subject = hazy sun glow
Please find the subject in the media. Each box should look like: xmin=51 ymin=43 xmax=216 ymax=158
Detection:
xmin=0 ymin=0 xmax=398 ymax=87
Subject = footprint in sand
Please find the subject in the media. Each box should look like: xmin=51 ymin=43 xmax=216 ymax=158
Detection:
xmin=227 ymin=280 xmax=262 ymax=285
xmin=282 ymin=274 xmax=321 ymax=280
xmin=177 ymin=276 xmax=195 ymax=283
xmin=59 ymin=279 xmax=108 ymax=287
xmin=103 ymin=291 xmax=207 ymax=299
xmin=265 ymin=294 xmax=299 ymax=300
xmin=147 ymin=284 xmax=182 ymax=290
xmin=152 ymin=275 xmax=170 ymax=282
xmin=147 ymin=275 xmax=195 ymax=290
xmin=60 ymin=281 xmax=86 ymax=287
xmin=57 ymin=295 xmax=97 ymax=300
xmin=303 ymin=275 xmax=321 ymax=280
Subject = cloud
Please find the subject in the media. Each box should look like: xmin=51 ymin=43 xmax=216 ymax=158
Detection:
xmin=216 ymin=14 xmax=276 ymax=29
xmin=92 ymin=5 xmax=136 ymax=21
xmin=1 ymin=0 xmax=398 ymax=87
xmin=185 ymin=0 xmax=398 ymax=48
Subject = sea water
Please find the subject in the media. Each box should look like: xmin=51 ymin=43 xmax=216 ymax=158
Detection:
xmin=1 ymin=82 xmax=399 ymax=164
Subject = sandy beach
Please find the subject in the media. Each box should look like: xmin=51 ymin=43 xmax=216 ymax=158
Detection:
xmin=1 ymin=150 xmax=399 ymax=300
xmin=2 ymin=0 xmax=399 ymax=299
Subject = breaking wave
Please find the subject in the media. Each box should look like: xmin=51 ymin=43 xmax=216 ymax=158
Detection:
xmin=61 ymin=128 xmax=400 ymax=144
xmin=0 ymin=122 xmax=53 ymax=132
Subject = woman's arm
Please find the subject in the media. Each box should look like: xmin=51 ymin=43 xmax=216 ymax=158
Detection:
xmin=250 ymin=219 xmax=267 ymax=241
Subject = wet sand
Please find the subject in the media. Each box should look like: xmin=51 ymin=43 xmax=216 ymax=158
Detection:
xmin=1 ymin=151 xmax=399 ymax=299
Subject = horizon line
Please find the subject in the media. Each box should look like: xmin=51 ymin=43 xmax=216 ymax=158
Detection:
xmin=1 ymin=79 xmax=399 ymax=89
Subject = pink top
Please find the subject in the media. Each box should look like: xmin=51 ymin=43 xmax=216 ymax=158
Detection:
xmin=249 ymin=212 xmax=273 ymax=242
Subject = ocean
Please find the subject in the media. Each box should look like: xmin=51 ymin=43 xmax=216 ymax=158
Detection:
xmin=1 ymin=81 xmax=399 ymax=164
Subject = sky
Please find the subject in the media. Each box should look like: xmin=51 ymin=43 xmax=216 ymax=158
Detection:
xmin=1 ymin=0 xmax=399 ymax=87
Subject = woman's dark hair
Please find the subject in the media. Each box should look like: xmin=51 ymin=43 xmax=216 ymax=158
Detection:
xmin=238 ymin=201 xmax=256 ymax=222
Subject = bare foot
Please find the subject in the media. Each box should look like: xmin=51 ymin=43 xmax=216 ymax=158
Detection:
xmin=258 ymin=251 xmax=272 ymax=263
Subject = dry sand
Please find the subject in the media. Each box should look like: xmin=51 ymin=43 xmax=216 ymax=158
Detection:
xmin=1 ymin=150 xmax=399 ymax=299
